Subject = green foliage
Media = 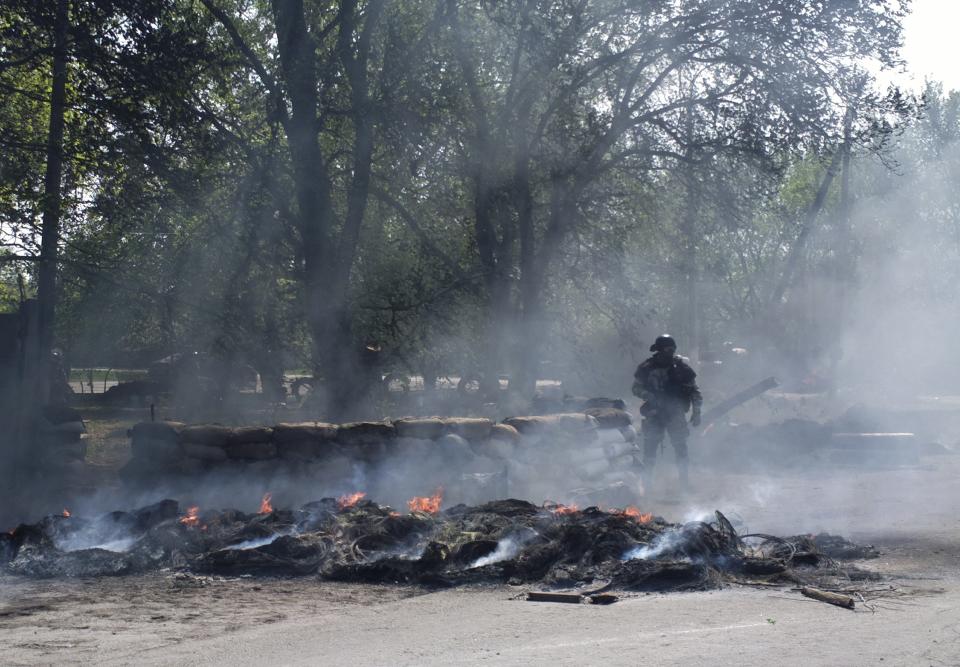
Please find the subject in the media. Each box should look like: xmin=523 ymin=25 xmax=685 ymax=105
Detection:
xmin=3 ymin=0 xmax=947 ymax=395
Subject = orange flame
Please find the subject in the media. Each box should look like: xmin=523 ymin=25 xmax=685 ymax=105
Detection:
xmin=259 ymin=492 xmax=273 ymax=514
xmin=62 ymin=508 xmax=71 ymax=518
xmin=617 ymin=506 xmax=654 ymax=524
xmin=179 ymin=506 xmax=200 ymax=527
xmin=407 ymin=487 xmax=443 ymax=514
xmin=544 ymin=501 xmax=580 ymax=515
xmin=337 ymin=492 xmax=366 ymax=510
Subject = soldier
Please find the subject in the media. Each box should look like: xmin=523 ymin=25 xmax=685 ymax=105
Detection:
xmin=632 ymin=335 xmax=702 ymax=489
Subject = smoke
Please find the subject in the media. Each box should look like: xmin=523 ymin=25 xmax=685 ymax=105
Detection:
xmin=7 ymin=84 xmax=960 ymax=555
xmin=623 ymin=527 xmax=688 ymax=561
xmin=469 ymin=528 xmax=538 ymax=568
xmin=223 ymin=531 xmax=292 ymax=552
xmin=58 ymin=534 xmax=138 ymax=554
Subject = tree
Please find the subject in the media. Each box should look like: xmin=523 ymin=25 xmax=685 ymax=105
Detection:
xmin=423 ymin=0 xmax=908 ymax=394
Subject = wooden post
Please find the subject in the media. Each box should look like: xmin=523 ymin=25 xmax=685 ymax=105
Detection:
xmin=801 ymin=587 xmax=855 ymax=609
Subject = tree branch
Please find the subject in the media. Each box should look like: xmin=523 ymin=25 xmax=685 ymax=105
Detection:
xmin=199 ymin=0 xmax=289 ymax=129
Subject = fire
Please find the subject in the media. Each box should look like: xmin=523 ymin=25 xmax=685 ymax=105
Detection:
xmin=179 ymin=506 xmax=200 ymax=527
xmin=259 ymin=492 xmax=273 ymax=514
xmin=407 ymin=487 xmax=443 ymax=514
xmin=62 ymin=508 xmax=71 ymax=518
xmin=544 ymin=502 xmax=580 ymax=515
xmin=618 ymin=506 xmax=654 ymax=524
xmin=337 ymin=492 xmax=366 ymax=510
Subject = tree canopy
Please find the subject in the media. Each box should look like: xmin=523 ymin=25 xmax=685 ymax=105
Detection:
xmin=7 ymin=0 xmax=953 ymax=412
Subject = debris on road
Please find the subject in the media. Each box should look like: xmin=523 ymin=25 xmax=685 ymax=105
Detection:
xmin=800 ymin=586 xmax=856 ymax=609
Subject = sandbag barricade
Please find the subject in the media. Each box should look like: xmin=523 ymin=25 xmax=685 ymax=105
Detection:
xmin=125 ymin=401 xmax=641 ymax=496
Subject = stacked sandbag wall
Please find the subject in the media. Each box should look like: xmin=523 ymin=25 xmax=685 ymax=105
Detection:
xmin=125 ymin=406 xmax=640 ymax=499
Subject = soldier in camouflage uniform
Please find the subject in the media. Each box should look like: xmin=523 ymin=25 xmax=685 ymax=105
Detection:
xmin=632 ymin=335 xmax=702 ymax=488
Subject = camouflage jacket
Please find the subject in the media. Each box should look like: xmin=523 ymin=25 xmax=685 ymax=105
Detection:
xmin=632 ymin=354 xmax=703 ymax=415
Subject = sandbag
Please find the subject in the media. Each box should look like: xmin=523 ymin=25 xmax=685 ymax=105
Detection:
xmin=394 ymin=418 xmax=446 ymax=440
xmin=131 ymin=437 xmax=180 ymax=462
xmin=584 ymin=397 xmax=627 ymax=411
xmin=272 ymin=422 xmax=338 ymax=442
xmin=602 ymin=440 xmax=636 ymax=459
xmin=585 ymin=407 xmax=633 ymax=429
xmin=179 ymin=424 xmax=233 ymax=446
xmin=610 ymin=453 xmax=637 ymax=469
xmin=224 ymin=441 xmax=277 ymax=460
xmin=443 ymin=417 xmax=493 ymax=441
xmin=393 ymin=437 xmax=434 ymax=458
xmin=503 ymin=413 xmax=598 ymax=436
xmin=229 ymin=426 xmax=274 ymax=444
xmin=337 ymin=421 xmax=396 ymax=446
xmin=244 ymin=459 xmax=290 ymax=478
xmin=131 ymin=421 xmax=184 ymax=443
xmin=436 ymin=433 xmax=473 ymax=460
xmin=489 ymin=423 xmax=520 ymax=443
xmin=596 ymin=428 xmax=627 ymax=444
xmin=277 ymin=440 xmax=319 ymax=461
xmin=472 ymin=438 xmax=514 ymax=460
xmin=181 ymin=442 xmax=228 ymax=461
xmin=562 ymin=396 xmax=627 ymax=412
xmin=344 ymin=440 xmax=388 ymax=463
xmin=277 ymin=439 xmax=343 ymax=461
xmin=579 ymin=457 xmax=612 ymax=479
xmin=568 ymin=444 xmax=609 ymax=466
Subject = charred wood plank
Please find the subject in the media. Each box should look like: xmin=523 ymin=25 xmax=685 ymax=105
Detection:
xmin=527 ymin=591 xmax=583 ymax=603
xmin=800 ymin=587 xmax=855 ymax=609
xmin=700 ymin=377 xmax=779 ymax=428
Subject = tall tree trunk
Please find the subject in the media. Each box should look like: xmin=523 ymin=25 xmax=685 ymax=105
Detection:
xmin=35 ymin=0 xmax=69 ymax=406
xmin=325 ymin=0 xmax=384 ymax=416
xmin=828 ymin=107 xmax=855 ymax=394
xmin=271 ymin=0 xmax=344 ymax=415
xmin=516 ymin=172 xmax=571 ymax=398
xmin=451 ymin=6 xmax=508 ymax=398
xmin=513 ymin=153 xmax=537 ymax=398
xmin=473 ymin=175 xmax=509 ymax=398
xmin=769 ymin=149 xmax=844 ymax=308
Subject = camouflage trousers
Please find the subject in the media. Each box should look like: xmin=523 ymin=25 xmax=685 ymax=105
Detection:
xmin=641 ymin=411 xmax=689 ymax=465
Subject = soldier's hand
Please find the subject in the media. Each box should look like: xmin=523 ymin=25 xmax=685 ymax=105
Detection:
xmin=690 ymin=411 xmax=701 ymax=427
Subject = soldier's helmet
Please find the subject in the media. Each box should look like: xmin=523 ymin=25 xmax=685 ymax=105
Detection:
xmin=650 ymin=334 xmax=677 ymax=352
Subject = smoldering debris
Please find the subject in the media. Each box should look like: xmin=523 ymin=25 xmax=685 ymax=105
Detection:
xmin=1 ymin=498 xmax=877 ymax=594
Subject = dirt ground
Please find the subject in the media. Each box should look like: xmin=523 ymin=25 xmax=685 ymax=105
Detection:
xmin=3 ymin=447 xmax=960 ymax=666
